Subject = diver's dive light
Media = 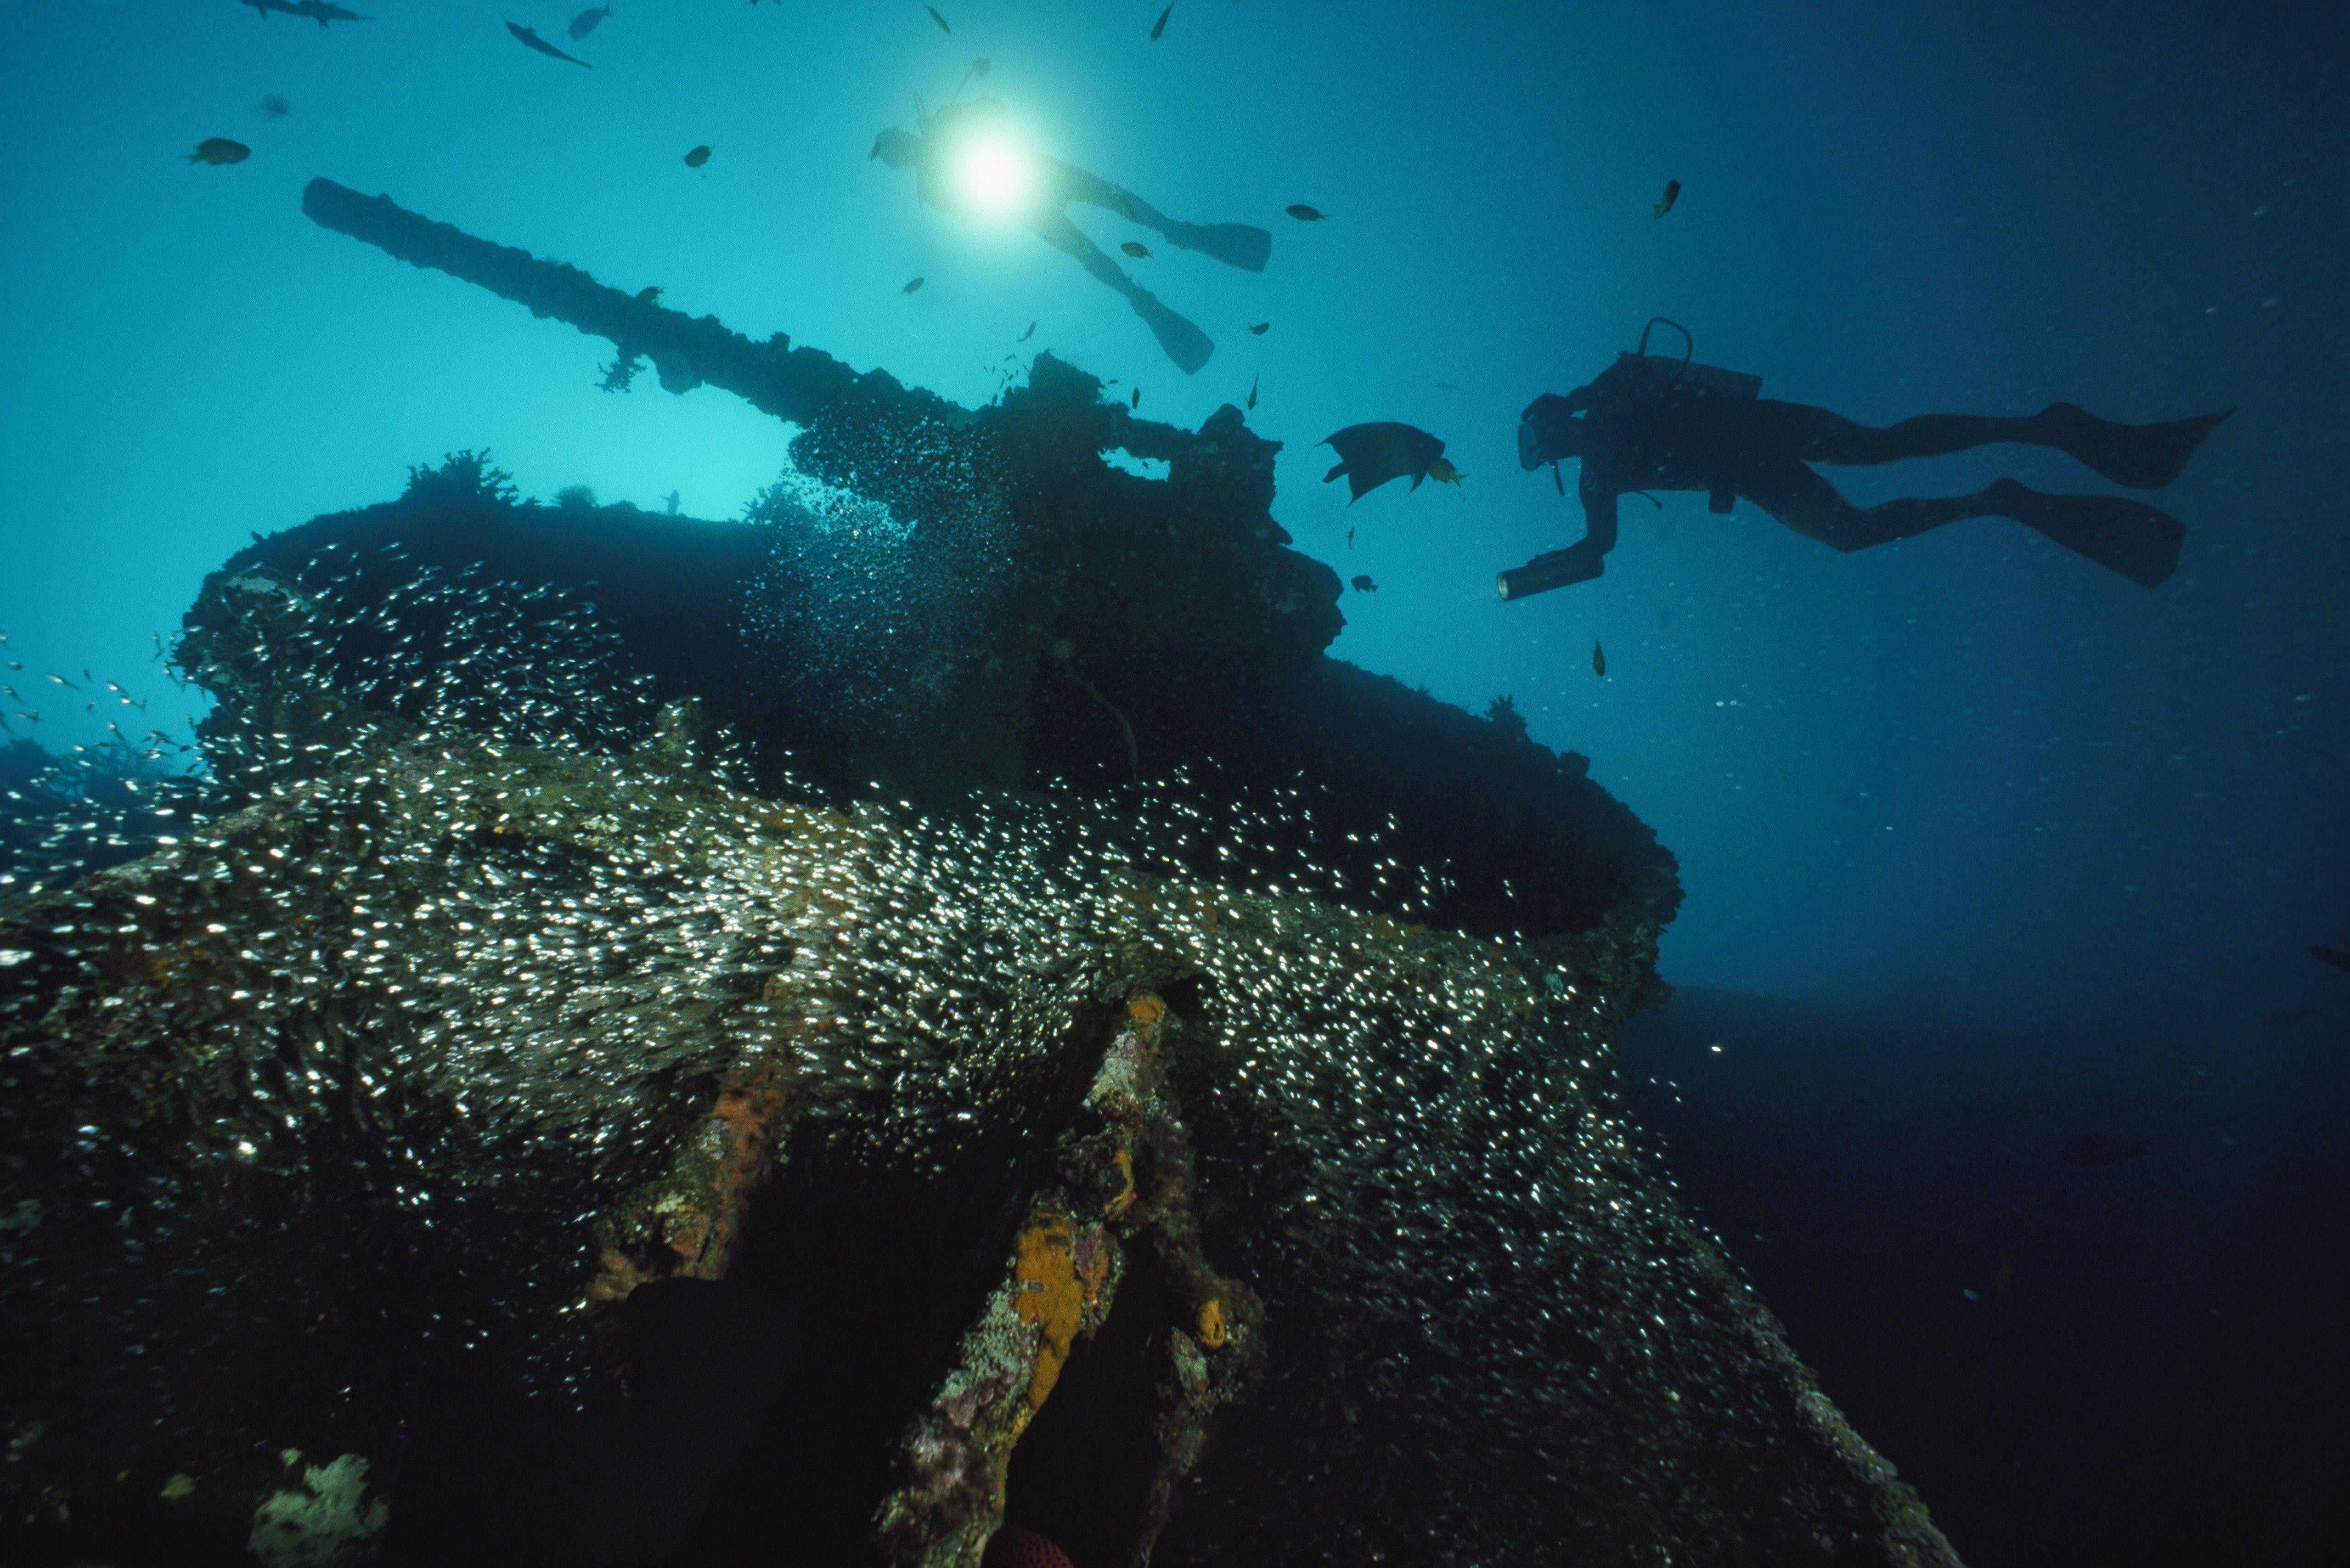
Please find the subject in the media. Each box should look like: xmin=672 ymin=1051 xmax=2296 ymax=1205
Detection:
xmin=1496 ymin=549 xmax=1603 ymax=601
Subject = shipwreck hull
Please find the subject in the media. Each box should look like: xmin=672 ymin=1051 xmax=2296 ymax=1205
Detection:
xmin=0 ymin=180 xmax=1959 ymax=1566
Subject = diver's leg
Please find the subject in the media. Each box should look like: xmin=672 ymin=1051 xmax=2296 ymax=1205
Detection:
xmin=1755 ymin=400 xmax=2232 ymax=488
xmin=1746 ymin=462 xmax=2185 ymax=585
xmin=1028 ymin=210 xmax=1215 ymax=373
xmin=1051 ymin=159 xmax=1272 ymax=273
xmin=1755 ymin=401 xmax=2040 ymax=466
xmin=1741 ymin=459 xmax=1986 ymax=550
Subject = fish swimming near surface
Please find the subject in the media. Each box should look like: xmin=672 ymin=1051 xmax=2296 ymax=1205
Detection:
xmin=685 ymin=144 xmax=713 ymax=168
xmin=186 ymin=138 xmax=251 ymax=166
xmin=1130 ymin=386 xmax=1140 ymax=408
xmin=507 ymin=21 xmax=593 ymax=66
xmin=982 ymin=1526 xmax=1076 ymax=1568
xmin=1592 ymin=640 xmax=1606 ymax=677
xmin=2060 ymin=1134 xmax=2152 ymax=1167
xmin=1285 ymin=203 xmax=1328 ymax=221
xmin=1246 ymin=372 xmax=1259 ymax=410
xmin=1017 ymin=321 xmax=1036 ymax=342
xmin=1350 ymin=574 xmax=1377 ymax=593
xmin=925 ymin=4 xmax=952 ymax=33
xmin=902 ymin=276 xmax=925 ymax=293
xmin=287 ymin=0 xmax=368 ymax=24
xmin=1150 ymin=3 xmax=1172 ymax=39
xmin=2311 ymin=945 xmax=2350 ymax=974
xmin=1121 ymin=241 xmax=1152 ymax=259
xmin=1653 ymin=178 xmax=1681 ymax=220
xmin=258 ymin=93 xmax=293 ymax=118
xmin=1345 ymin=527 xmax=1354 ymax=549
xmin=1248 ymin=321 xmax=1269 ymax=335
xmin=568 ymin=5 xmax=613 ymax=39
xmin=1319 ymin=422 xmax=1449 ymax=502
xmin=636 ymin=286 xmax=663 ymax=303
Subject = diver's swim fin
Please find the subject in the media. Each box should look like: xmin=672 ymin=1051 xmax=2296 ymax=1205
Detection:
xmin=1984 ymin=478 xmax=2184 ymax=587
xmin=1132 ymin=290 xmax=1213 ymax=374
xmin=1166 ymin=220 xmax=1273 ymax=272
xmin=2033 ymin=402 xmax=2233 ymax=489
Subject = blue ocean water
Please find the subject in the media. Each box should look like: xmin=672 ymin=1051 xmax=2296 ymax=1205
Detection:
xmin=0 ymin=0 xmax=2342 ymax=1562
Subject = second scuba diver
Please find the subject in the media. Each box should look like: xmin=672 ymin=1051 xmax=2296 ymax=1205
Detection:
xmin=871 ymin=96 xmax=1271 ymax=375
xmin=1505 ymin=320 xmax=2231 ymax=597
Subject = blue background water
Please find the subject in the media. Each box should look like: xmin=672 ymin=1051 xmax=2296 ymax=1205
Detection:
xmin=0 ymin=1 xmax=2343 ymax=1561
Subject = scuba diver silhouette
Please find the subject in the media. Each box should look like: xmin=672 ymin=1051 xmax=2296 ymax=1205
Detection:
xmin=870 ymin=97 xmax=1270 ymax=374
xmin=1503 ymin=320 xmax=2231 ymax=598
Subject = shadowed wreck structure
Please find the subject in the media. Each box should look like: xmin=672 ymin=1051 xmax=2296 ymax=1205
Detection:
xmin=0 ymin=180 xmax=1961 ymax=1567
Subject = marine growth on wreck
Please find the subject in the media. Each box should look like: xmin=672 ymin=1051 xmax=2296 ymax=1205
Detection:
xmin=0 ymin=185 xmax=1959 ymax=1568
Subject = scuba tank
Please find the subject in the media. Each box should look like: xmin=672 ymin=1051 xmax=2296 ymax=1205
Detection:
xmin=1612 ymin=317 xmax=1763 ymax=405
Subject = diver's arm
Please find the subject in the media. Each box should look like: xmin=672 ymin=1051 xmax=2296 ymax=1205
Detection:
xmin=1576 ymin=469 xmax=1620 ymax=556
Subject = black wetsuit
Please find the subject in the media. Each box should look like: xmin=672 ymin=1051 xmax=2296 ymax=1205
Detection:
xmin=1514 ymin=352 xmax=2230 ymax=590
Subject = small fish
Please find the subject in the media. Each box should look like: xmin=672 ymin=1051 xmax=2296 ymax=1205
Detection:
xmin=258 ymin=93 xmax=293 ymax=119
xmin=1285 ymin=203 xmax=1328 ymax=221
xmin=186 ymin=138 xmax=250 ymax=166
xmin=925 ymin=4 xmax=951 ymax=33
xmin=507 ymin=21 xmax=593 ymax=67
xmin=1121 ymin=241 xmax=1151 ymax=259
xmin=1344 ymin=527 xmax=1354 ymax=549
xmin=2312 ymin=945 xmax=2350 ymax=974
xmin=902 ymin=276 xmax=926 ymax=293
xmin=1425 ymin=456 xmax=1463 ymax=486
xmin=1246 ymin=372 xmax=1259 ymax=410
xmin=568 ymin=4 xmax=613 ymax=40
xmin=971 ymin=57 xmax=991 ymax=76
xmin=44 ymin=673 xmax=79 ymax=690
xmin=1150 ymin=3 xmax=1172 ymax=40
xmin=1319 ymin=422 xmax=1450 ymax=502
xmin=1350 ymin=574 xmax=1377 ymax=593
xmin=1592 ymin=640 xmax=1606 ymax=677
xmin=636 ymin=285 xmax=663 ymax=304
xmin=1653 ymin=178 xmax=1680 ymax=220
xmin=1017 ymin=321 xmax=1036 ymax=342
xmin=1248 ymin=321 xmax=1269 ymax=335
xmin=1131 ymin=386 xmax=1141 ymax=409
xmin=684 ymin=145 xmax=713 ymax=169
xmin=2060 ymin=1134 xmax=2151 ymax=1167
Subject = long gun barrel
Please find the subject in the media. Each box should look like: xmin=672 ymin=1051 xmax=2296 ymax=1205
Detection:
xmin=300 ymin=175 xmax=940 ymax=427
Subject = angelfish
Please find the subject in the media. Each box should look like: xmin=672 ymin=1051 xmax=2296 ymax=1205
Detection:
xmin=1318 ymin=422 xmax=1452 ymax=502
xmin=186 ymin=138 xmax=250 ymax=165
xmin=568 ymin=5 xmax=613 ymax=39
